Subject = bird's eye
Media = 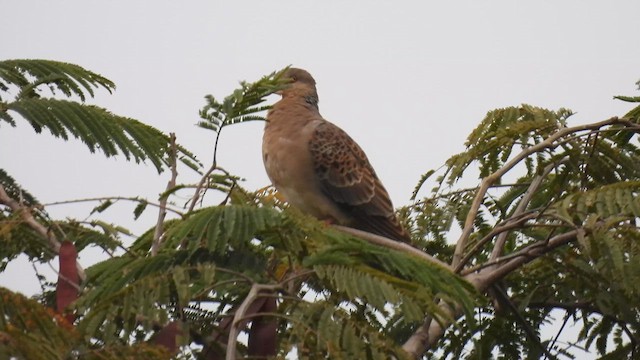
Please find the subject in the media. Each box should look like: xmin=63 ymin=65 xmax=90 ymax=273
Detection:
xmin=291 ymin=76 xmax=298 ymax=82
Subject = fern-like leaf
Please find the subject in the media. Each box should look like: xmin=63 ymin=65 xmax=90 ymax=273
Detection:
xmin=284 ymin=300 xmax=413 ymax=359
xmin=6 ymin=98 xmax=182 ymax=172
xmin=198 ymin=67 xmax=290 ymax=133
xmin=0 ymin=59 xmax=200 ymax=173
xmin=161 ymin=205 xmax=282 ymax=252
xmin=0 ymin=59 xmax=114 ymax=102
xmin=549 ymin=181 xmax=640 ymax=224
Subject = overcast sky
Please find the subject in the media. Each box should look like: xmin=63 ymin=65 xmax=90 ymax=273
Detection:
xmin=1 ymin=1 xmax=639 ymax=356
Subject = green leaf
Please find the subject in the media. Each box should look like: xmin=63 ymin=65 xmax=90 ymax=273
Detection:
xmin=0 ymin=59 xmax=115 ymax=101
xmin=133 ymin=200 xmax=148 ymax=220
xmin=198 ymin=67 xmax=290 ymax=134
xmin=91 ymin=200 xmax=113 ymax=214
xmin=613 ymin=95 xmax=640 ymax=103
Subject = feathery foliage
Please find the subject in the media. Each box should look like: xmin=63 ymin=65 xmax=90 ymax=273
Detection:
xmin=2 ymin=60 xmax=640 ymax=359
xmin=197 ymin=67 xmax=290 ymax=133
xmin=409 ymin=83 xmax=640 ymax=357
xmin=0 ymin=59 xmax=199 ymax=173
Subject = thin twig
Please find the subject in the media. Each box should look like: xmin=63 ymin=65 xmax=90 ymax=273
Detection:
xmin=188 ymin=163 xmax=217 ymax=212
xmin=47 ymin=261 xmax=82 ymax=292
xmin=580 ymin=133 xmax=598 ymax=189
xmin=454 ymin=212 xmax=538 ymax=273
xmin=31 ymin=262 xmax=47 ymax=294
xmin=152 ymin=133 xmax=178 ymax=256
xmin=545 ymin=312 xmax=571 ymax=360
xmin=188 ymin=122 xmax=228 ymax=212
xmin=488 ymin=158 xmax=567 ymax=263
xmin=474 ymin=230 xmax=580 ymax=286
xmin=44 ymin=196 xmax=184 ymax=216
xmin=411 ymin=183 xmax=533 ymax=208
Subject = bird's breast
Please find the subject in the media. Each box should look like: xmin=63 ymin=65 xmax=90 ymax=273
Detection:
xmin=262 ymin=121 xmax=351 ymax=224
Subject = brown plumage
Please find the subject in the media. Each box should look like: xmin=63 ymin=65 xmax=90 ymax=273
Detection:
xmin=262 ymin=68 xmax=411 ymax=243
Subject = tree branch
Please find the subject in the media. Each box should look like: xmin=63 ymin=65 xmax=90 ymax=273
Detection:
xmin=332 ymin=225 xmax=451 ymax=270
xmin=454 ymin=212 xmax=538 ymax=273
xmin=0 ymin=184 xmax=86 ymax=282
xmin=187 ymin=163 xmax=217 ymax=213
xmin=475 ymin=229 xmax=580 ymax=287
xmin=451 ymin=117 xmax=625 ymax=268
xmin=488 ymin=159 xmax=566 ymax=262
xmin=44 ymin=196 xmax=184 ymax=216
xmin=152 ymin=133 xmax=178 ymax=255
xmin=188 ymin=118 xmax=228 ymax=212
xmin=403 ymin=229 xmax=580 ymax=355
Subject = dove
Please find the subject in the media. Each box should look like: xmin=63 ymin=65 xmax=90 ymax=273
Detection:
xmin=262 ymin=68 xmax=410 ymax=243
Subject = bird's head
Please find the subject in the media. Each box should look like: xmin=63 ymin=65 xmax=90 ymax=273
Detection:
xmin=278 ymin=67 xmax=319 ymax=105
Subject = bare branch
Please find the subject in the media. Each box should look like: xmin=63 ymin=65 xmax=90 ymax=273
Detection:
xmin=0 ymin=184 xmax=86 ymax=282
xmin=452 ymin=117 xmax=626 ymax=268
xmin=152 ymin=133 xmax=178 ymax=256
xmin=403 ymin=229 xmax=579 ymax=356
xmin=187 ymin=163 xmax=217 ymax=212
xmin=332 ymin=225 xmax=452 ymax=270
xmin=489 ymin=158 xmax=567 ymax=262
xmin=476 ymin=229 xmax=580 ymax=287
xmin=0 ymin=185 xmax=59 ymax=252
xmin=454 ymin=212 xmax=538 ymax=273
xmin=461 ymin=229 xmax=578 ymax=276
xmin=401 ymin=295 xmax=472 ymax=356
xmin=44 ymin=196 xmax=184 ymax=216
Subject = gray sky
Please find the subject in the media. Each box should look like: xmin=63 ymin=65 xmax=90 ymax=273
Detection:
xmin=1 ymin=1 xmax=639 ymax=356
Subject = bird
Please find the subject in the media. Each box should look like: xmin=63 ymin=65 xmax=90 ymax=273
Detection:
xmin=262 ymin=68 xmax=411 ymax=243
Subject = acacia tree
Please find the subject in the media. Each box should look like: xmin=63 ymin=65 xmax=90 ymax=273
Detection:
xmin=1 ymin=59 xmax=639 ymax=359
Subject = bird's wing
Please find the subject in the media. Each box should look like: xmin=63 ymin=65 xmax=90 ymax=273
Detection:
xmin=308 ymin=120 xmax=409 ymax=242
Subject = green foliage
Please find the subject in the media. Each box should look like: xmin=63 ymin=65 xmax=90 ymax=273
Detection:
xmin=283 ymin=301 xmax=413 ymax=359
xmin=444 ymin=105 xmax=572 ymax=185
xmin=72 ymin=201 xmax=476 ymax=358
xmin=0 ymin=287 xmax=78 ymax=360
xmin=408 ymin=84 xmax=640 ymax=357
xmin=306 ymin=230 xmax=477 ymax=322
xmin=0 ymin=169 xmax=56 ymax=268
xmin=0 ymin=59 xmax=114 ymax=102
xmin=3 ymin=60 xmax=640 ymax=359
xmin=0 ymin=59 xmax=199 ymax=173
xmin=161 ymin=205 xmax=283 ymax=253
xmin=549 ymin=181 xmax=640 ymax=225
xmin=0 ymin=168 xmax=39 ymax=206
xmin=197 ymin=67 xmax=290 ymax=133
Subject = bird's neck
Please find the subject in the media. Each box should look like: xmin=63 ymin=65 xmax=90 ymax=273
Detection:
xmin=266 ymin=96 xmax=321 ymax=130
xmin=271 ymin=95 xmax=320 ymax=114
xmin=302 ymin=94 xmax=319 ymax=108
